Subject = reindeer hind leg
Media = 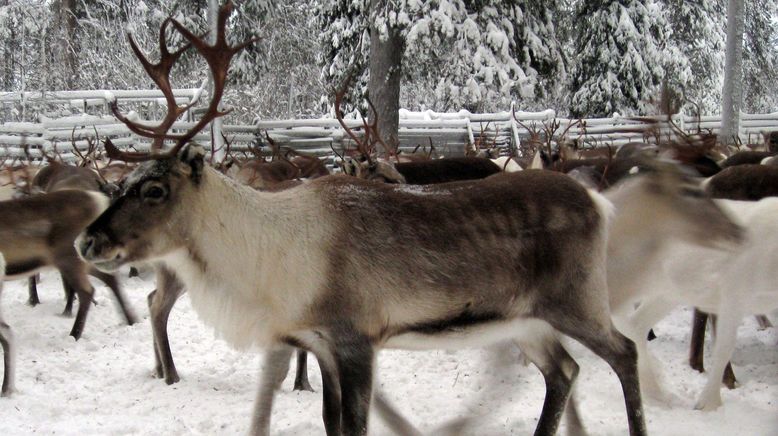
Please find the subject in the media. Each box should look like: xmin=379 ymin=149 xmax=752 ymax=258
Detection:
xmin=90 ymin=267 xmax=137 ymax=325
xmin=515 ymin=325 xmax=584 ymax=436
xmin=293 ymin=349 xmax=314 ymax=392
xmin=27 ymin=275 xmax=40 ymax=307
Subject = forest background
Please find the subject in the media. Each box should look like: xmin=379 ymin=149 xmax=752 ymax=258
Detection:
xmin=0 ymin=0 xmax=776 ymax=124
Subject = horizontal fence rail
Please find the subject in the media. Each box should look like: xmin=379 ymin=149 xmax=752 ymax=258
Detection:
xmin=2 ymin=89 xmax=778 ymax=164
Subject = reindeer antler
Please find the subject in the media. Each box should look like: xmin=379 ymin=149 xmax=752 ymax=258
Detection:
xmin=334 ymin=73 xmax=373 ymax=165
xmin=105 ymin=1 xmax=256 ymax=162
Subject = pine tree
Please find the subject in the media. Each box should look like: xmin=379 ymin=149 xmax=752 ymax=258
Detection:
xmin=743 ymin=0 xmax=778 ymax=112
xmin=663 ymin=0 xmax=726 ymax=114
xmin=317 ymin=0 xmax=567 ymax=113
xmin=569 ymin=0 xmax=670 ymax=117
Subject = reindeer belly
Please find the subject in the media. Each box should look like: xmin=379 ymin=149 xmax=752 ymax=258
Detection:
xmin=384 ymin=317 xmax=551 ymax=350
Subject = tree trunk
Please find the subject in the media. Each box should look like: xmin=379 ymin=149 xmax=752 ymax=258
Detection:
xmin=368 ymin=0 xmax=404 ymax=153
xmin=719 ymin=0 xmax=745 ymax=145
xmin=207 ymin=0 xmax=225 ymax=160
xmin=59 ymin=0 xmax=77 ymax=89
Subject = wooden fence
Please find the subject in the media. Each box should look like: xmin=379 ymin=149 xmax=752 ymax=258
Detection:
xmin=2 ymin=89 xmax=778 ymax=164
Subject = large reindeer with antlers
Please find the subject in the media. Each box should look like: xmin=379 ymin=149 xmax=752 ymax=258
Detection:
xmin=78 ymin=4 xmax=647 ymax=435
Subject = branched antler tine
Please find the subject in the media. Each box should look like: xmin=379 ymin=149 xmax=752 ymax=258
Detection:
xmin=365 ymin=95 xmax=394 ymax=160
xmin=359 ymin=114 xmax=375 ymax=165
xmin=109 ymin=20 xmax=195 ymax=154
xmin=104 ymin=138 xmax=161 ymax=163
xmin=329 ymin=143 xmax=345 ymax=161
xmin=335 ymin=73 xmax=365 ymax=151
xmin=167 ymin=6 xmax=249 ymax=152
xmin=70 ymin=127 xmax=87 ymax=164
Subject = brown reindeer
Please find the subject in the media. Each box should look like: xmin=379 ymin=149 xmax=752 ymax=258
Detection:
xmin=0 ymin=189 xmax=111 ymax=396
xmin=78 ymin=5 xmax=647 ymax=436
xmin=24 ymin=161 xmax=136 ymax=325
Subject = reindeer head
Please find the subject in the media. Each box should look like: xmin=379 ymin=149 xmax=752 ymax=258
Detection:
xmin=78 ymin=1 xmax=251 ymax=271
xmin=611 ymin=159 xmax=744 ymax=250
xmin=79 ymin=145 xmax=206 ymax=271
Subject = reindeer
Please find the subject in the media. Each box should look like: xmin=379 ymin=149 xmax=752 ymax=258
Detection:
xmin=77 ymin=5 xmax=648 ymax=436
xmin=0 ymin=189 xmax=111 ymax=396
xmin=719 ymin=150 xmax=775 ymax=168
xmin=333 ymin=83 xmax=504 ymax=185
xmin=226 ymin=134 xmax=329 ymax=190
xmin=676 ymin=164 xmax=778 ymax=388
xmin=23 ymin=160 xmax=136 ymax=325
xmin=262 ymin=157 xmax=748 ymax=436
xmin=608 ymin=196 xmax=778 ymax=410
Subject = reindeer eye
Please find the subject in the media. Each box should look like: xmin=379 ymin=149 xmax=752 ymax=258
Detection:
xmin=141 ymin=182 xmax=168 ymax=203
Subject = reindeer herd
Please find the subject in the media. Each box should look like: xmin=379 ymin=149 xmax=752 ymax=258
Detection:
xmin=1 ymin=3 xmax=777 ymax=435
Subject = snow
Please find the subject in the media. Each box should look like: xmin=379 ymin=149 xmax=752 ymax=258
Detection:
xmin=0 ymin=270 xmax=776 ymax=435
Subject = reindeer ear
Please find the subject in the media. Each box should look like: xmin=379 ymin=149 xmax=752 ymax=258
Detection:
xmin=178 ymin=143 xmax=206 ymax=184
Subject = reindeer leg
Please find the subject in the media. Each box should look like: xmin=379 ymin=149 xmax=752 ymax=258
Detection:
xmin=58 ymin=259 xmax=95 ymax=340
xmin=67 ymin=283 xmax=94 ymax=340
xmin=0 ymin=288 xmax=15 ymax=397
xmin=696 ymin=306 xmax=742 ymax=410
xmin=27 ymin=275 xmax=40 ymax=306
xmin=61 ymin=274 xmax=76 ymax=317
xmin=89 ymin=267 xmax=137 ymax=325
xmin=552 ymin=311 xmax=647 ymax=436
xmin=250 ymin=345 xmax=294 ymax=436
xmin=149 ymin=266 xmax=185 ymax=384
xmin=291 ymin=332 xmax=343 ymax=436
xmin=689 ymin=309 xmax=708 ymax=373
xmin=614 ymin=295 xmax=679 ymax=404
xmin=515 ymin=329 xmax=582 ymax=436
xmin=372 ymin=390 xmax=423 ymax=436
xmin=564 ymin=388 xmax=588 ymax=436
xmin=709 ymin=314 xmax=737 ymax=389
xmin=293 ymin=349 xmax=314 ymax=392
xmin=331 ymin=331 xmax=374 ymax=436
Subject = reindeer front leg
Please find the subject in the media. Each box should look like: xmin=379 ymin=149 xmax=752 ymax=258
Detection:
xmin=331 ymin=331 xmax=375 ymax=436
xmin=250 ymin=345 xmax=294 ymax=436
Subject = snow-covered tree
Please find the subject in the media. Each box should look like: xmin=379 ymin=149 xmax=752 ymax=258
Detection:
xmin=663 ymin=0 xmax=726 ymax=114
xmin=569 ymin=0 xmax=670 ymax=117
xmin=318 ymin=0 xmax=567 ymax=114
xmin=742 ymin=0 xmax=778 ymax=112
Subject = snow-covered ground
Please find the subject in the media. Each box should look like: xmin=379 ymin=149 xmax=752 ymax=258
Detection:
xmin=0 ymin=270 xmax=775 ymax=435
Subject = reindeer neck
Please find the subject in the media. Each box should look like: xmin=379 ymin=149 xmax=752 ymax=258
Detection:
xmin=161 ymin=167 xmax=331 ymax=344
xmin=604 ymin=179 xmax=672 ymax=312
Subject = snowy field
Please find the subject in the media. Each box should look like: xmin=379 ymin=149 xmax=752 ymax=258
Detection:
xmin=0 ymin=269 xmax=775 ymax=436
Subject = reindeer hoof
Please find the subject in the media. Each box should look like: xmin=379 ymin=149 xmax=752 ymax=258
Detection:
xmin=695 ymin=395 xmax=723 ymax=411
xmin=165 ymin=372 xmax=181 ymax=385
xmin=293 ymin=380 xmax=314 ymax=392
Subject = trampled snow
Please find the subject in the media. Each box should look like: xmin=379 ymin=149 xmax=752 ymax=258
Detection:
xmin=0 ymin=270 xmax=775 ymax=435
